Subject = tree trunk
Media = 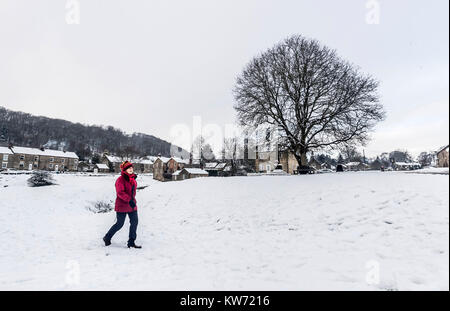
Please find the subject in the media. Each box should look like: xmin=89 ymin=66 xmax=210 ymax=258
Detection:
xmin=300 ymin=152 xmax=308 ymax=166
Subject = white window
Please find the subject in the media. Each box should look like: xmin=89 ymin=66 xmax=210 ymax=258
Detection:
xmin=2 ymin=154 xmax=8 ymax=161
xmin=50 ymin=157 xmax=54 ymax=162
xmin=49 ymin=163 xmax=53 ymax=169
xmin=61 ymin=158 xmax=65 ymax=163
xmin=1 ymin=162 xmax=7 ymax=169
xmin=34 ymin=156 xmax=39 ymax=162
xmin=20 ymin=155 xmax=25 ymax=160
xmin=259 ymin=164 xmax=264 ymax=172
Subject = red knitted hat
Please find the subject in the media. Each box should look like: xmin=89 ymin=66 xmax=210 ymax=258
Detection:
xmin=120 ymin=161 xmax=133 ymax=171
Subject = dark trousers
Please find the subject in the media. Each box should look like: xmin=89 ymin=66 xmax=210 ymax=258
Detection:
xmin=104 ymin=211 xmax=138 ymax=243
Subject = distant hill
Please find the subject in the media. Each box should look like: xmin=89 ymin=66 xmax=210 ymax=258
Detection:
xmin=0 ymin=106 xmax=189 ymax=161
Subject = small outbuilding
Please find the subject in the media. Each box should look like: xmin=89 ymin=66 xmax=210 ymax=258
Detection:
xmin=172 ymin=168 xmax=209 ymax=181
xmin=94 ymin=163 xmax=110 ymax=173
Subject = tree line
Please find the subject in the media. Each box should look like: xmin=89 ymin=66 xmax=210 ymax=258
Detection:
xmin=0 ymin=106 xmax=183 ymax=161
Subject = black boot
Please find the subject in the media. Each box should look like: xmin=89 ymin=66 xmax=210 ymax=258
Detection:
xmin=127 ymin=241 xmax=142 ymax=249
xmin=103 ymin=237 xmax=111 ymax=246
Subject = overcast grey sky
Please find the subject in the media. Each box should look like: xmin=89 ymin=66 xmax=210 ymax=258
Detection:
xmin=0 ymin=0 xmax=448 ymax=157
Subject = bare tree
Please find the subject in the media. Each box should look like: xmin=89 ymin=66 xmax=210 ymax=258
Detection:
xmin=223 ymin=136 xmax=240 ymax=175
xmin=339 ymin=144 xmax=363 ymax=162
xmin=417 ymin=151 xmax=434 ymax=167
xmin=192 ymin=135 xmax=216 ymax=167
xmin=234 ymin=35 xmax=385 ymax=167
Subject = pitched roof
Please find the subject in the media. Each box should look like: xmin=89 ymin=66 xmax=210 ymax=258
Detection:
xmin=204 ymin=162 xmax=219 ymax=169
xmin=10 ymin=146 xmax=78 ymax=159
xmin=394 ymin=162 xmax=421 ymax=166
xmin=172 ymin=170 xmax=182 ymax=176
xmin=154 ymin=156 xmax=189 ymax=164
xmin=346 ymin=162 xmax=362 ymax=166
xmin=105 ymin=155 xmax=124 ymax=163
xmin=183 ymin=168 xmax=208 ymax=175
xmin=172 ymin=157 xmax=189 ymax=164
xmin=156 ymin=156 xmax=172 ymax=163
xmin=215 ymin=163 xmax=227 ymax=169
xmin=95 ymin=163 xmax=109 ymax=169
xmin=436 ymin=145 xmax=449 ymax=154
xmin=0 ymin=146 xmax=13 ymax=155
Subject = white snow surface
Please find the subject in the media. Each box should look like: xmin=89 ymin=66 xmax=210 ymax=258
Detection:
xmin=0 ymin=171 xmax=448 ymax=291
xmin=410 ymin=167 xmax=449 ymax=175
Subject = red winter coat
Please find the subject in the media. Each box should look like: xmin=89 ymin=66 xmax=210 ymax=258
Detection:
xmin=115 ymin=171 xmax=138 ymax=213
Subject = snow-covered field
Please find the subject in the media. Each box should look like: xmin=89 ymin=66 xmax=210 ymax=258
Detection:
xmin=0 ymin=171 xmax=448 ymax=291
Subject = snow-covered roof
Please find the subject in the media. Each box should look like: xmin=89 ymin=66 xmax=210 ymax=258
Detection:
xmin=156 ymin=156 xmax=172 ymax=163
xmin=0 ymin=146 xmax=13 ymax=155
xmin=394 ymin=162 xmax=421 ymax=166
xmin=216 ymin=163 xmax=227 ymax=169
xmin=172 ymin=170 xmax=182 ymax=176
xmin=10 ymin=146 xmax=78 ymax=159
xmin=137 ymin=159 xmax=154 ymax=165
xmin=155 ymin=156 xmax=189 ymax=164
xmin=346 ymin=162 xmax=362 ymax=166
xmin=204 ymin=162 xmax=218 ymax=169
xmin=183 ymin=168 xmax=209 ymax=175
xmin=131 ymin=157 xmax=154 ymax=165
xmin=172 ymin=157 xmax=189 ymax=164
xmin=105 ymin=155 xmax=124 ymax=163
xmin=95 ymin=163 xmax=109 ymax=169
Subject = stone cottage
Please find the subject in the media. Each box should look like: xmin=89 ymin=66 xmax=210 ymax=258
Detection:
xmin=436 ymin=145 xmax=449 ymax=168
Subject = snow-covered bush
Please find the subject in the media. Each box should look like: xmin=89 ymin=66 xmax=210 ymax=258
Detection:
xmin=87 ymin=200 xmax=114 ymax=213
xmin=27 ymin=171 xmax=55 ymax=187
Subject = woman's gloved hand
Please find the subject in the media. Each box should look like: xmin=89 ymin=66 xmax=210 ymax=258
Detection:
xmin=129 ymin=200 xmax=136 ymax=208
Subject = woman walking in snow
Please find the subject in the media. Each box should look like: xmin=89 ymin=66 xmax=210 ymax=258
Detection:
xmin=103 ymin=161 xmax=141 ymax=248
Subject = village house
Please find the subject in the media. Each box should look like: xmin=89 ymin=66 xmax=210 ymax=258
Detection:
xmin=153 ymin=156 xmax=189 ymax=181
xmin=77 ymin=161 xmax=93 ymax=172
xmin=436 ymin=145 xmax=449 ymax=168
xmin=2 ymin=146 xmax=79 ymax=171
xmin=101 ymin=154 xmax=123 ymax=173
xmin=134 ymin=157 xmax=155 ymax=174
xmin=370 ymin=158 xmax=384 ymax=171
xmin=102 ymin=154 xmax=157 ymax=174
xmin=203 ymin=162 xmax=229 ymax=177
xmin=256 ymin=149 xmax=299 ymax=174
xmin=346 ymin=162 xmax=369 ymax=171
xmin=321 ymin=162 xmax=333 ymax=170
xmin=0 ymin=146 xmax=13 ymax=170
xmin=94 ymin=163 xmax=110 ymax=173
xmin=172 ymin=168 xmax=209 ymax=181
xmin=392 ymin=162 xmax=421 ymax=171
xmin=308 ymin=157 xmax=322 ymax=171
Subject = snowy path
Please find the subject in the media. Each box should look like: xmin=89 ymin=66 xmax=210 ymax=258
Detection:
xmin=0 ymin=172 xmax=448 ymax=290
